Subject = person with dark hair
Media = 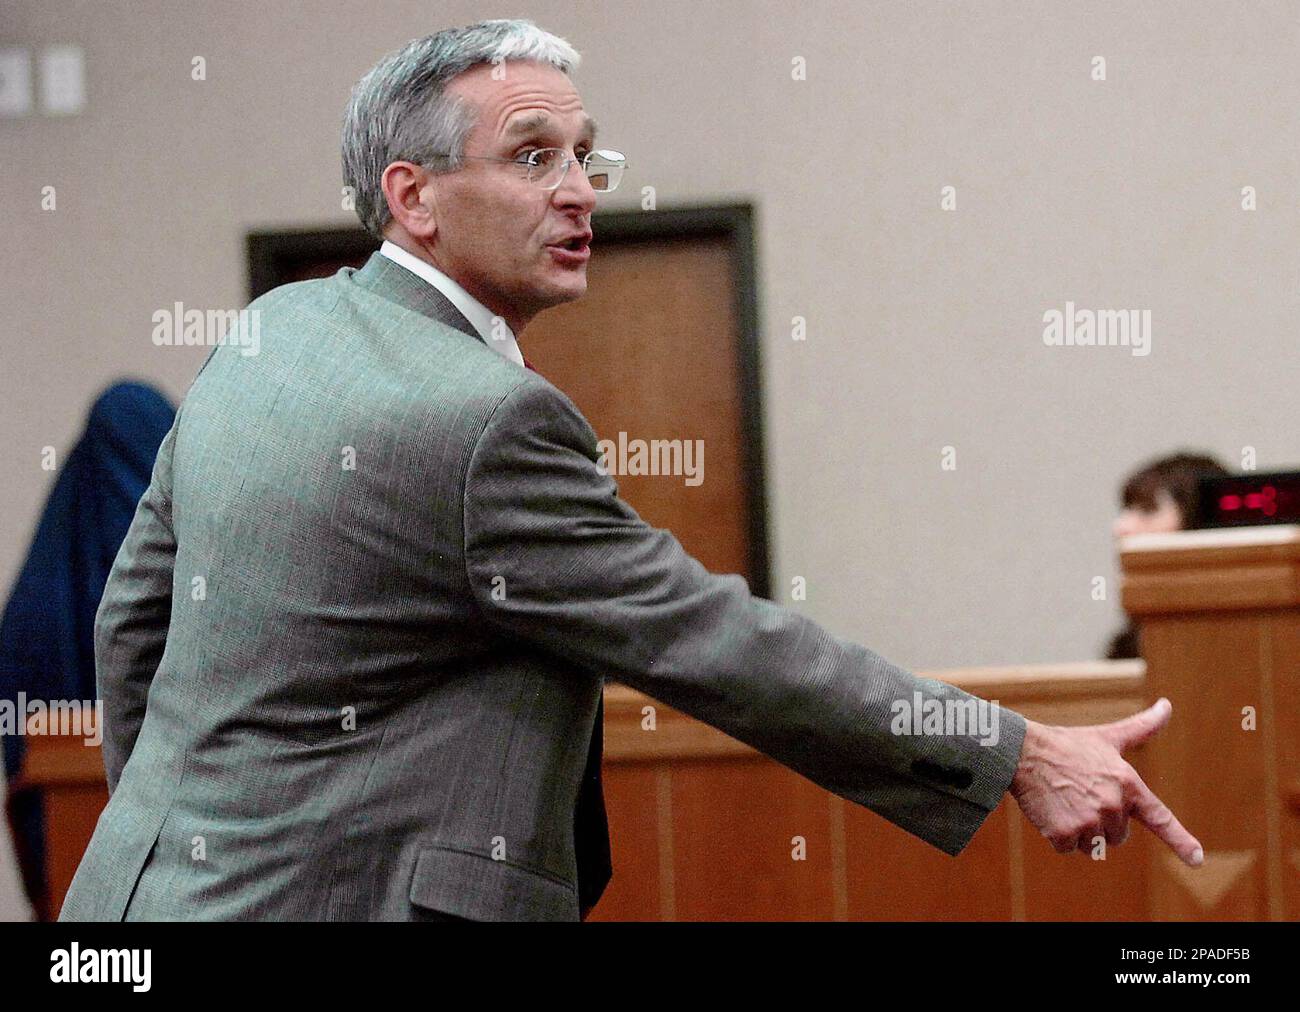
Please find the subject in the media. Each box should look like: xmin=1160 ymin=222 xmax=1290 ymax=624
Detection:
xmin=1105 ymin=451 xmax=1230 ymax=659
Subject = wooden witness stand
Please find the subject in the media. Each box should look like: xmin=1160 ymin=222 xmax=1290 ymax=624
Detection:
xmin=11 ymin=525 xmax=1300 ymax=920
xmin=1119 ymin=524 xmax=1300 ymax=921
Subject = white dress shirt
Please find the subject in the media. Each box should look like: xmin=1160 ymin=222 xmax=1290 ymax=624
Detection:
xmin=379 ymin=240 xmax=525 ymax=368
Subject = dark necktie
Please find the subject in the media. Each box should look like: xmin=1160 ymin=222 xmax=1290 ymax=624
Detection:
xmin=574 ymin=695 xmax=611 ymax=917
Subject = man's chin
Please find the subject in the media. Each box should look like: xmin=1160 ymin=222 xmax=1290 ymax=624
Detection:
xmin=539 ymin=275 xmax=588 ymax=305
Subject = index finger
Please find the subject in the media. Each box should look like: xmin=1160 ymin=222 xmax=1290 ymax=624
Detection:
xmin=1130 ymin=776 xmax=1203 ymax=867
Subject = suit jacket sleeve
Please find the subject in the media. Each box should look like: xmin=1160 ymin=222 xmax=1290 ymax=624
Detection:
xmin=94 ymin=407 xmax=181 ymax=794
xmin=462 ymin=380 xmax=1026 ymax=857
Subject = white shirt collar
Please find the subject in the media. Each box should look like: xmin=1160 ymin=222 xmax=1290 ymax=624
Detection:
xmin=378 ymin=240 xmax=524 ymax=367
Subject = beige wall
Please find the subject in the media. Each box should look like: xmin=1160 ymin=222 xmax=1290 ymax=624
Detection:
xmin=3 ymin=0 xmax=1297 ymax=672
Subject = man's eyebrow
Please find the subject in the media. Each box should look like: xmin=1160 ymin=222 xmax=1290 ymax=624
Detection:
xmin=502 ymin=113 xmax=598 ymax=142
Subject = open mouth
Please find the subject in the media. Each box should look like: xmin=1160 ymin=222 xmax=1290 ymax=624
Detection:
xmin=547 ymin=231 xmax=592 ymax=254
xmin=546 ymin=237 xmax=592 ymax=265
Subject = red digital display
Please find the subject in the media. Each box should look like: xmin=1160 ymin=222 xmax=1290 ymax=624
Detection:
xmin=1199 ymin=472 xmax=1300 ymax=527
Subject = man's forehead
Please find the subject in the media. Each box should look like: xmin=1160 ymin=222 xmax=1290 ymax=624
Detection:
xmin=449 ymin=62 xmax=594 ymax=139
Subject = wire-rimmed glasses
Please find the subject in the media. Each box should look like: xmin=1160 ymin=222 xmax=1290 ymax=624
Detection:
xmin=428 ymin=147 xmax=627 ymax=192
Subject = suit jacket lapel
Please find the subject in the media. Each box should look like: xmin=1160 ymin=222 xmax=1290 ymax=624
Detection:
xmin=351 ymin=251 xmax=486 ymax=347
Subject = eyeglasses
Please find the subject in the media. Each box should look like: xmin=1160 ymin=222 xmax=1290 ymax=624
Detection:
xmin=427 ymin=148 xmax=627 ymax=193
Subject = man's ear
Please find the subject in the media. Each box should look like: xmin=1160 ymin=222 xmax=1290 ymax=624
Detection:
xmin=381 ymin=161 xmax=438 ymax=241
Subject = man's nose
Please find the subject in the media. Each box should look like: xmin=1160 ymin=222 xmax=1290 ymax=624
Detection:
xmin=552 ymin=156 xmax=598 ymax=212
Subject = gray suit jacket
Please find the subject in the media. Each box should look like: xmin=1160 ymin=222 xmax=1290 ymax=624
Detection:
xmin=60 ymin=251 xmax=1026 ymax=922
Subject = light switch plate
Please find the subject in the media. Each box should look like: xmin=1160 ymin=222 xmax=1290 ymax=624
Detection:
xmin=0 ymin=48 xmax=34 ymax=117
xmin=41 ymin=45 xmax=85 ymax=115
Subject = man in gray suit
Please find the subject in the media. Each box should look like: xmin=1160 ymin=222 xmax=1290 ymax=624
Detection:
xmin=60 ymin=19 xmax=1201 ymax=922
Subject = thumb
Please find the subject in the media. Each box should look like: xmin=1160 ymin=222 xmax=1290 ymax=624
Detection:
xmin=1097 ymin=697 xmax=1173 ymax=751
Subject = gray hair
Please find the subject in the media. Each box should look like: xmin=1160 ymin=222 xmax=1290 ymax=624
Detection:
xmin=341 ymin=19 xmax=582 ymax=238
